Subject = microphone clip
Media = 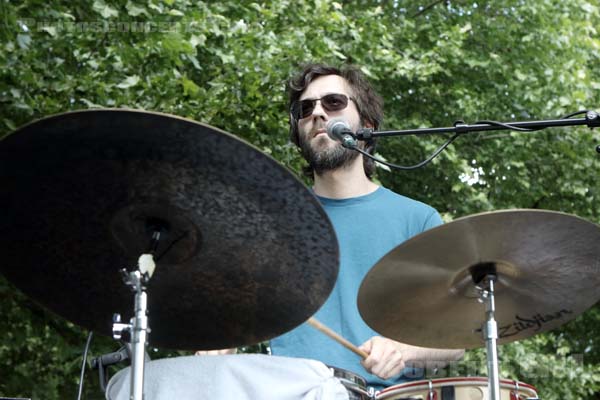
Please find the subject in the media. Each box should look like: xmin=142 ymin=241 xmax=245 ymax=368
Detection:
xmin=355 ymin=128 xmax=373 ymax=140
xmin=340 ymin=134 xmax=358 ymax=149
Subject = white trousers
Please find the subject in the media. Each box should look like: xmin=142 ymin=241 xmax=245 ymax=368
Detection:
xmin=106 ymin=354 xmax=350 ymax=400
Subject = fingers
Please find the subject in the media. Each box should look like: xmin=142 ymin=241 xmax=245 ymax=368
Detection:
xmin=359 ymin=337 xmax=406 ymax=380
xmin=358 ymin=339 xmax=372 ymax=354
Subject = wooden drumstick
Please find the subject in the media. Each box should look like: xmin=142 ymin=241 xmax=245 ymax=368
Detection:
xmin=307 ymin=317 xmax=369 ymax=360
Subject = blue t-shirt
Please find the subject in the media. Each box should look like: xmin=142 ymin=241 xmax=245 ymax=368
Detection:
xmin=270 ymin=186 xmax=443 ymax=389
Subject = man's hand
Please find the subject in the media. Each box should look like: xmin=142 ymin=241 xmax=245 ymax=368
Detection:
xmin=194 ymin=348 xmax=237 ymax=356
xmin=359 ymin=336 xmax=412 ymax=379
xmin=359 ymin=336 xmax=465 ymax=380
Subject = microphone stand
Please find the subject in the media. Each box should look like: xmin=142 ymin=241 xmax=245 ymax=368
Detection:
xmin=355 ymin=110 xmax=600 ymax=140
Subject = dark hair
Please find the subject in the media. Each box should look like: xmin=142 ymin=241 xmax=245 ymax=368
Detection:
xmin=287 ymin=63 xmax=384 ymax=179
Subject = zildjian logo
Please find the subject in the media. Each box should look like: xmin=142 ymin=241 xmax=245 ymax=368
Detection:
xmin=498 ymin=310 xmax=573 ymax=338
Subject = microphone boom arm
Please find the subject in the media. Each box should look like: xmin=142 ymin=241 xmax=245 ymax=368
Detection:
xmin=356 ymin=110 xmax=600 ymax=139
xmin=351 ymin=110 xmax=600 ymax=170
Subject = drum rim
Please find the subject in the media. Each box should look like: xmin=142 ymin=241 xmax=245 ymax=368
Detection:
xmin=328 ymin=365 xmax=368 ymax=387
xmin=328 ymin=366 xmax=371 ymax=399
xmin=378 ymin=377 xmax=537 ymax=395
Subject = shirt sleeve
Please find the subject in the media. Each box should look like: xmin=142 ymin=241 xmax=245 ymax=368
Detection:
xmin=421 ymin=208 xmax=444 ymax=232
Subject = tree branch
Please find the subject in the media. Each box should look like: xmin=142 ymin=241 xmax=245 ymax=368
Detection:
xmin=412 ymin=0 xmax=446 ymax=18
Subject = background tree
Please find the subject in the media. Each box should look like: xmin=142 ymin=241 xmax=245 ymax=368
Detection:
xmin=1 ymin=0 xmax=599 ymax=399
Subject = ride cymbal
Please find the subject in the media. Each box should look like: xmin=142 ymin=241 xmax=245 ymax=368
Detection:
xmin=358 ymin=209 xmax=600 ymax=349
xmin=0 ymin=109 xmax=339 ymax=350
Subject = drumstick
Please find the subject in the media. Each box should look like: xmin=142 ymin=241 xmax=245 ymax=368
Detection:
xmin=307 ymin=317 xmax=369 ymax=360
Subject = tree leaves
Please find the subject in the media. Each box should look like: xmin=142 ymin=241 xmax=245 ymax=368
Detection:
xmin=116 ymin=75 xmax=140 ymax=89
xmin=92 ymin=0 xmax=119 ymax=19
xmin=16 ymin=34 xmax=31 ymax=49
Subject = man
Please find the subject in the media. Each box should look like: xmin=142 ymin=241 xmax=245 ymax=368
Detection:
xmin=269 ymin=64 xmax=464 ymax=389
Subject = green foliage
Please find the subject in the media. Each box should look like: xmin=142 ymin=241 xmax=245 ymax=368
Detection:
xmin=1 ymin=0 xmax=599 ymax=399
xmin=1 ymin=275 xmax=101 ymax=399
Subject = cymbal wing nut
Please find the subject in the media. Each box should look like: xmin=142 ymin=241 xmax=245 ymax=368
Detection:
xmin=113 ymin=313 xmax=132 ymax=341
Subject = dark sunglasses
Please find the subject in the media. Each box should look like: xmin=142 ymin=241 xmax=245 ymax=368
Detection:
xmin=291 ymin=93 xmax=356 ymax=120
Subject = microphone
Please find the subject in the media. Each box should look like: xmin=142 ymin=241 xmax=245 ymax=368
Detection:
xmin=326 ymin=118 xmax=358 ymax=148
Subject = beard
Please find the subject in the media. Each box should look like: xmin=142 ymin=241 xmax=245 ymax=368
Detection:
xmin=299 ymin=134 xmax=360 ymax=176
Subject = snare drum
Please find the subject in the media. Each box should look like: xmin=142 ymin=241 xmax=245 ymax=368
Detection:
xmin=330 ymin=367 xmax=373 ymax=400
xmin=376 ymin=377 xmax=538 ymax=400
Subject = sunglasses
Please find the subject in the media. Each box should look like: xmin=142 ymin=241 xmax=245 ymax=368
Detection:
xmin=292 ymin=93 xmax=356 ymax=120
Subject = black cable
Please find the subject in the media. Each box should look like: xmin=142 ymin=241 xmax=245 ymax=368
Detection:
xmin=561 ymin=110 xmax=589 ymax=119
xmin=474 ymin=120 xmax=540 ymax=132
xmin=475 ymin=110 xmax=591 ymax=132
xmin=353 ymin=133 xmax=461 ymax=170
xmin=77 ymin=331 xmax=94 ymax=400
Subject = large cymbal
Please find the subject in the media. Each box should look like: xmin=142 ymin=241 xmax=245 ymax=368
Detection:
xmin=358 ymin=210 xmax=600 ymax=349
xmin=0 ymin=109 xmax=339 ymax=350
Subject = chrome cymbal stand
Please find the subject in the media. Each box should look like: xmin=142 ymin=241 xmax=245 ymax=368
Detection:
xmin=113 ymin=254 xmax=156 ymax=400
xmin=477 ymin=275 xmax=501 ymax=400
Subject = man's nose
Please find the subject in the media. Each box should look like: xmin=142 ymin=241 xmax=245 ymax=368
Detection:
xmin=311 ymin=100 xmax=327 ymax=119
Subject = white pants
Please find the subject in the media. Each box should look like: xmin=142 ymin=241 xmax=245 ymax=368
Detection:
xmin=106 ymin=354 xmax=350 ymax=400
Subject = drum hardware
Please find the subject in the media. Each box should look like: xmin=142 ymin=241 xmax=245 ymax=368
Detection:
xmin=475 ymin=273 xmax=500 ymax=400
xmin=92 ymin=345 xmax=130 ymax=392
xmin=111 ymin=253 xmax=156 ymax=400
xmin=329 ymin=366 xmax=372 ymax=400
xmin=91 ymin=343 xmax=151 ymax=393
xmin=375 ymin=378 xmax=539 ymax=400
xmin=428 ymin=380 xmax=434 ymax=400
xmin=369 ymin=387 xmax=377 ymax=399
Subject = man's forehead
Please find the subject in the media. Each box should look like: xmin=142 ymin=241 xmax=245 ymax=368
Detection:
xmin=300 ymin=74 xmax=352 ymax=100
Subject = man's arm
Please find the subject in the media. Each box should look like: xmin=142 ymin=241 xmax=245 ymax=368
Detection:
xmin=359 ymin=336 xmax=464 ymax=380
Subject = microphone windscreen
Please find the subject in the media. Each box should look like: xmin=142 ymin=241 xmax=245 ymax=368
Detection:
xmin=326 ymin=118 xmax=351 ymax=140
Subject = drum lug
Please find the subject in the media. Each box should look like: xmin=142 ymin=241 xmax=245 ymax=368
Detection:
xmin=428 ymin=380 xmax=438 ymax=400
xmin=510 ymin=379 xmax=520 ymax=400
xmin=367 ymin=386 xmax=376 ymax=399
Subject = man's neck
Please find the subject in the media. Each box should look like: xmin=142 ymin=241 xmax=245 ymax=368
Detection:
xmin=312 ymin=158 xmax=379 ymax=199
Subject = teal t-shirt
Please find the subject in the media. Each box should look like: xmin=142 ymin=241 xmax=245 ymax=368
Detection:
xmin=270 ymin=186 xmax=442 ymax=389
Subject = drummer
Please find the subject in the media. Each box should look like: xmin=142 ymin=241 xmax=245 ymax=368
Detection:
xmin=268 ymin=63 xmax=464 ymax=389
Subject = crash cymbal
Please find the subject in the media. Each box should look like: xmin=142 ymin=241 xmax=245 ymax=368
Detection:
xmin=0 ymin=109 xmax=339 ymax=350
xmin=358 ymin=209 xmax=600 ymax=349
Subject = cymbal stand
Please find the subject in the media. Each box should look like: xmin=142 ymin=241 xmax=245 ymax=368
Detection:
xmin=477 ymin=275 xmax=501 ymax=400
xmin=112 ymin=254 xmax=156 ymax=400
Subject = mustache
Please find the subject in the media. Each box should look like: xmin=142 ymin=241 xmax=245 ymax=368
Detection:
xmin=310 ymin=124 xmax=327 ymax=136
